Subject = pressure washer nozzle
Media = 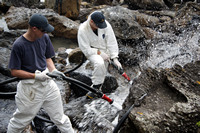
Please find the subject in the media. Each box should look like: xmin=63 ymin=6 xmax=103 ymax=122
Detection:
xmin=122 ymin=72 xmax=130 ymax=81
xmin=102 ymin=94 xmax=113 ymax=104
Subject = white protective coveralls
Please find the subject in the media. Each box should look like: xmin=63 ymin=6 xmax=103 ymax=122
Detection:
xmin=78 ymin=12 xmax=119 ymax=85
xmin=7 ymin=70 xmax=74 ymax=133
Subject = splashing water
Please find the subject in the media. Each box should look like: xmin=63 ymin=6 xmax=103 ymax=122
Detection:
xmin=111 ymin=101 xmax=123 ymax=110
xmin=70 ymin=75 xmax=130 ymax=132
xmin=67 ymin=14 xmax=200 ymax=133
xmin=141 ymin=25 xmax=200 ymax=69
xmin=0 ymin=17 xmax=9 ymax=31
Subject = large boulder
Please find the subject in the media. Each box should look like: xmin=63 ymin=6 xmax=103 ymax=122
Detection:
xmin=1 ymin=0 xmax=40 ymax=8
xmin=5 ymin=6 xmax=79 ymax=39
xmin=120 ymin=61 xmax=200 ymax=132
xmin=102 ymin=6 xmax=146 ymax=40
xmin=124 ymin=0 xmax=168 ymax=10
xmin=45 ymin=0 xmax=81 ymax=19
xmin=0 ymin=47 xmax=11 ymax=76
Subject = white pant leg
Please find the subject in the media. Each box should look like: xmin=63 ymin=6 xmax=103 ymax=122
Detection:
xmin=88 ymin=55 xmax=107 ymax=85
xmin=42 ymin=80 xmax=74 ymax=133
xmin=7 ymin=80 xmax=44 ymax=133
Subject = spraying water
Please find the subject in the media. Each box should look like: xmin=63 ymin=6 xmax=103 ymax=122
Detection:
xmin=141 ymin=25 xmax=200 ymax=69
xmin=68 ymin=66 xmax=131 ymax=132
xmin=68 ymin=23 xmax=200 ymax=132
xmin=111 ymin=101 xmax=122 ymax=110
xmin=0 ymin=17 xmax=9 ymax=32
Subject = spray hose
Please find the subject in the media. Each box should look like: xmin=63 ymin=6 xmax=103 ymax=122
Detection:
xmin=0 ymin=77 xmax=19 ymax=86
xmin=110 ymin=60 xmax=131 ymax=82
xmin=0 ymin=53 xmax=86 ymax=98
xmin=122 ymin=72 xmax=130 ymax=81
xmin=113 ymin=93 xmax=147 ymax=133
xmin=47 ymin=73 xmax=114 ymax=104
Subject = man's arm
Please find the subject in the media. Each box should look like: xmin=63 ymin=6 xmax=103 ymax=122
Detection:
xmin=46 ymin=58 xmax=66 ymax=78
xmin=10 ymin=69 xmax=35 ymax=79
xmin=78 ymin=26 xmax=98 ymax=57
xmin=46 ymin=58 xmax=56 ymax=72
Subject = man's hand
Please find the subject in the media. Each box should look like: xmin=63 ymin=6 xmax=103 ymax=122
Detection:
xmin=50 ymin=69 xmax=65 ymax=78
xmin=113 ymin=58 xmax=122 ymax=70
xmin=35 ymin=73 xmax=51 ymax=81
xmin=100 ymin=51 xmax=110 ymax=61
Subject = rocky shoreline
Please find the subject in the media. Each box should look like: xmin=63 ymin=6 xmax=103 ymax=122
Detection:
xmin=0 ymin=0 xmax=200 ymax=132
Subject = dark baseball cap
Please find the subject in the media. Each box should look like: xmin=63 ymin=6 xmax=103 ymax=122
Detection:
xmin=91 ymin=12 xmax=107 ymax=29
xmin=29 ymin=13 xmax=54 ymax=32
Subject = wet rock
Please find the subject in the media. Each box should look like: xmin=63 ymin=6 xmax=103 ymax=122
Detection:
xmin=0 ymin=47 xmax=11 ymax=76
xmin=48 ymin=14 xmax=79 ymax=39
xmin=0 ymin=2 xmax=10 ymax=14
xmin=120 ymin=61 xmax=200 ymax=132
xmin=57 ymin=47 xmax=68 ymax=59
xmin=5 ymin=6 xmax=79 ymax=39
xmin=68 ymin=71 xmax=118 ymax=97
xmin=78 ymin=8 xmax=92 ymax=23
xmin=53 ymin=47 xmax=68 ymax=70
xmin=142 ymin=27 xmax=157 ymax=39
xmin=102 ymin=6 xmax=146 ymax=40
xmin=124 ymin=0 xmax=168 ymax=10
xmin=173 ymin=2 xmax=200 ymax=29
xmin=0 ymin=30 xmax=25 ymax=49
xmin=101 ymin=76 xmax=118 ymax=93
xmin=33 ymin=109 xmax=61 ymax=133
xmin=1 ymin=0 xmax=40 ymax=8
xmin=45 ymin=0 xmax=81 ymax=19
xmin=143 ymin=10 xmax=176 ymax=18
xmin=0 ymin=99 xmax=16 ymax=132
xmin=68 ymin=47 xmax=85 ymax=64
xmin=93 ymin=0 xmax=113 ymax=5
xmin=164 ymin=0 xmax=175 ymax=8
xmin=0 ymin=27 xmax=3 ymax=33
xmin=117 ymin=38 xmax=149 ymax=67
xmin=0 ymin=30 xmax=27 ymax=76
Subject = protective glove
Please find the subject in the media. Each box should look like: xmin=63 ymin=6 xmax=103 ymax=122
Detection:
xmin=113 ymin=58 xmax=122 ymax=70
xmin=100 ymin=51 xmax=110 ymax=61
xmin=50 ymin=69 xmax=65 ymax=78
xmin=35 ymin=73 xmax=51 ymax=81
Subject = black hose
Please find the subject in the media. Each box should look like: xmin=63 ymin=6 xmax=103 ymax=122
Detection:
xmin=0 ymin=77 xmax=19 ymax=98
xmin=113 ymin=104 xmax=135 ymax=133
xmin=35 ymin=115 xmax=54 ymax=124
xmin=0 ymin=77 xmax=19 ymax=86
xmin=64 ymin=53 xmax=86 ymax=74
xmin=0 ymin=52 xmax=86 ymax=85
xmin=0 ymin=92 xmax=16 ymax=99
xmin=71 ymin=81 xmax=92 ymax=92
xmin=113 ymin=93 xmax=147 ymax=133
xmin=47 ymin=73 xmax=103 ymax=97
xmin=0 ymin=53 xmax=86 ymax=98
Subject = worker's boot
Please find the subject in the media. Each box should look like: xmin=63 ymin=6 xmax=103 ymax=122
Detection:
xmin=86 ymin=84 xmax=102 ymax=99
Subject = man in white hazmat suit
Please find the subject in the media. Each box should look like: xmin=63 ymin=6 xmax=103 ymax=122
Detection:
xmin=78 ymin=11 xmax=122 ymax=98
xmin=7 ymin=14 xmax=74 ymax=133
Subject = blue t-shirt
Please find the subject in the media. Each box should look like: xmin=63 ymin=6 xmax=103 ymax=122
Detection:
xmin=9 ymin=34 xmax=55 ymax=73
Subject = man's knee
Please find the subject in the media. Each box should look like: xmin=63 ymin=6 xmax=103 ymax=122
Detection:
xmin=7 ymin=122 xmax=23 ymax=133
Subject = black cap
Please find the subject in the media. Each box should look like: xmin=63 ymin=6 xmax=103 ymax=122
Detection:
xmin=29 ymin=13 xmax=54 ymax=32
xmin=91 ymin=12 xmax=107 ymax=29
